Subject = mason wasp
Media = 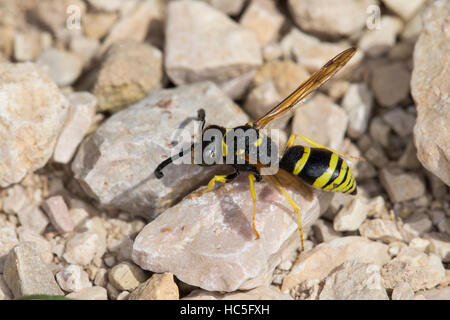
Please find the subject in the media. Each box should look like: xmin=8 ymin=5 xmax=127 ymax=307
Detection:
xmin=154 ymin=48 xmax=362 ymax=250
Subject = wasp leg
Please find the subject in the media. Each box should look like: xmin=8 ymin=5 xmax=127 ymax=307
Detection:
xmin=190 ymin=170 xmax=239 ymax=198
xmin=286 ymin=133 xmax=365 ymax=162
xmin=248 ymin=174 xmax=260 ymax=239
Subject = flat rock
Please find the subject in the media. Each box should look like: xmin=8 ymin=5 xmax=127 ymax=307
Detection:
xmin=371 ymin=61 xmax=411 ymax=108
xmin=358 ymin=16 xmax=403 ymax=57
xmin=319 ymin=260 xmax=388 ymax=300
xmin=165 ymin=0 xmax=262 ymax=99
xmin=288 ymin=0 xmax=376 ymax=38
xmin=403 ymin=212 xmax=432 ymax=238
xmin=3 ymin=242 xmax=63 ymax=298
xmin=292 ymin=94 xmax=348 ymax=150
xmin=83 ymin=12 xmax=118 ymax=40
xmin=42 ymin=195 xmax=74 ymax=234
xmin=280 ymin=28 xmax=362 ymax=76
xmin=16 ymin=227 xmax=53 ymax=264
xmin=56 ymin=265 xmax=92 ymax=293
xmin=0 ymin=224 xmax=18 ymax=273
xmin=184 ymin=286 xmax=292 ymax=300
xmin=382 ymin=0 xmax=426 ymax=21
xmin=418 ymin=286 xmax=450 ymax=300
xmin=382 ymin=108 xmax=416 ymax=137
xmin=379 ymin=167 xmax=425 ymax=202
xmin=312 ymin=219 xmax=341 ymax=243
xmin=66 ymin=286 xmax=107 ymax=300
xmin=13 ymin=30 xmax=51 ymax=62
xmin=358 ymin=219 xmax=404 ymax=242
xmin=127 ymin=273 xmax=179 ymax=300
xmin=201 ymin=0 xmax=247 ymax=15
xmin=381 ymin=247 xmax=445 ymax=291
xmin=391 ymin=282 xmax=415 ymax=300
xmin=342 ymin=83 xmax=373 ymax=138
xmin=87 ymin=0 xmax=122 ymax=12
xmin=72 ymin=82 xmax=248 ymax=219
xmin=53 ymin=92 xmax=97 ymax=163
xmin=281 ymin=236 xmax=390 ymax=293
xmin=63 ymin=231 xmax=101 ymax=266
xmin=133 ymin=174 xmax=333 ymax=292
xmin=333 ymin=198 xmax=369 ymax=232
xmin=94 ymin=40 xmax=163 ymax=112
xmin=411 ymin=0 xmax=450 ymax=186
xmin=424 ymin=232 xmax=450 ymax=263
xmin=0 ymin=63 xmax=69 ymax=187
xmin=108 ymin=262 xmax=147 ymax=291
xmin=240 ymin=0 xmax=284 ymax=47
xmin=17 ymin=204 xmax=49 ymax=235
xmin=36 ymin=48 xmax=83 ymax=87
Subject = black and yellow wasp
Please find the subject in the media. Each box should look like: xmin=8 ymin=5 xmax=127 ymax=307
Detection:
xmin=154 ymin=48 xmax=362 ymax=250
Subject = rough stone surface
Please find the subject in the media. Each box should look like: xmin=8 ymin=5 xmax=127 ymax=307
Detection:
xmin=0 ymin=63 xmax=69 ymax=187
xmin=53 ymin=92 xmax=97 ymax=163
xmin=379 ymin=168 xmax=425 ymax=202
xmin=319 ymin=261 xmax=389 ymax=300
xmin=418 ymin=286 xmax=450 ymax=300
xmin=56 ymin=265 xmax=92 ymax=293
xmin=165 ymin=0 xmax=262 ymax=99
xmin=3 ymin=242 xmax=63 ymax=298
xmin=333 ymin=198 xmax=369 ymax=232
xmin=127 ymin=273 xmax=179 ymax=300
xmin=312 ymin=219 xmax=341 ymax=243
xmin=382 ymin=0 xmax=426 ymax=21
xmin=281 ymin=236 xmax=390 ymax=293
xmin=83 ymin=12 xmax=118 ymax=40
xmin=382 ymin=109 xmax=416 ymax=137
xmin=202 ymin=0 xmax=247 ymax=15
xmin=63 ymin=232 xmax=100 ymax=266
xmin=342 ymin=83 xmax=374 ymax=138
xmin=424 ymin=232 xmax=450 ymax=263
xmin=371 ymin=62 xmax=411 ymax=108
xmin=133 ymin=174 xmax=333 ymax=292
xmin=72 ymin=82 xmax=248 ymax=218
xmin=0 ymin=224 xmax=19 ymax=273
xmin=42 ymin=195 xmax=74 ymax=234
xmin=36 ymin=48 xmax=83 ymax=87
xmin=240 ymin=0 xmax=284 ymax=47
xmin=292 ymin=94 xmax=348 ymax=150
xmin=381 ymin=247 xmax=446 ymax=291
xmin=392 ymin=282 xmax=415 ymax=300
xmin=359 ymin=219 xmax=404 ymax=242
xmin=280 ymin=28 xmax=362 ymax=75
xmin=411 ymin=0 xmax=450 ymax=186
xmin=66 ymin=286 xmax=108 ymax=300
xmin=358 ymin=16 xmax=403 ymax=57
xmin=17 ymin=204 xmax=49 ymax=235
xmin=0 ymin=275 xmax=12 ymax=300
xmin=184 ymin=286 xmax=292 ymax=300
xmin=16 ymin=227 xmax=53 ymax=264
xmin=94 ymin=40 xmax=163 ymax=112
xmin=13 ymin=30 xmax=51 ymax=62
xmin=288 ymin=0 xmax=376 ymax=38
xmin=108 ymin=262 xmax=147 ymax=291
xmin=244 ymin=81 xmax=282 ymax=125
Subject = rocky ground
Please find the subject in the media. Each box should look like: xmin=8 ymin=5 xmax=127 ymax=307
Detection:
xmin=0 ymin=0 xmax=449 ymax=300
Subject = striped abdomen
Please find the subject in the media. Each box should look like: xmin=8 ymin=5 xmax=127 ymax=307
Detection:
xmin=279 ymin=146 xmax=357 ymax=195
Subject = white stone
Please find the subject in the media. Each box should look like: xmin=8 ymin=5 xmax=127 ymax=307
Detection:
xmin=333 ymin=198 xmax=369 ymax=232
xmin=342 ymin=83 xmax=374 ymax=138
xmin=382 ymin=0 xmax=426 ymax=20
xmin=87 ymin=0 xmax=122 ymax=12
xmin=184 ymin=286 xmax=292 ymax=300
xmin=0 ymin=224 xmax=18 ymax=273
xmin=0 ymin=275 xmax=12 ymax=300
xmin=202 ymin=0 xmax=247 ymax=15
xmin=16 ymin=227 xmax=53 ymax=264
xmin=63 ymin=232 xmax=100 ymax=266
xmin=0 ymin=63 xmax=69 ymax=187
xmin=42 ymin=195 xmax=74 ymax=234
xmin=127 ymin=272 xmax=179 ymax=300
xmin=392 ymin=282 xmax=414 ymax=300
xmin=359 ymin=219 xmax=404 ymax=242
xmin=382 ymin=108 xmax=416 ymax=137
xmin=108 ymin=262 xmax=147 ymax=291
xmin=424 ymin=232 xmax=450 ymax=263
xmin=371 ymin=62 xmax=411 ymax=108
xmin=56 ymin=265 xmax=92 ymax=293
xmin=66 ymin=286 xmax=108 ymax=300
xmin=379 ymin=168 xmax=425 ymax=202
xmin=358 ymin=16 xmax=403 ymax=57
xmin=17 ymin=204 xmax=49 ymax=235
xmin=312 ymin=219 xmax=341 ymax=243
xmin=36 ymin=48 xmax=83 ymax=87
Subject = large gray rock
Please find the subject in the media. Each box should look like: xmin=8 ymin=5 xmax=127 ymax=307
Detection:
xmin=3 ymin=242 xmax=63 ymax=298
xmin=411 ymin=0 xmax=450 ymax=186
xmin=72 ymin=82 xmax=248 ymax=219
xmin=133 ymin=175 xmax=333 ymax=292
xmin=165 ymin=0 xmax=262 ymax=99
xmin=0 ymin=63 xmax=69 ymax=187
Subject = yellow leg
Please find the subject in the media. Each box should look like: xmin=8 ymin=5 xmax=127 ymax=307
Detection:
xmin=190 ymin=175 xmax=228 ymax=198
xmin=286 ymin=133 xmax=365 ymax=162
xmin=248 ymin=174 xmax=260 ymax=239
xmin=271 ymin=175 xmax=305 ymax=251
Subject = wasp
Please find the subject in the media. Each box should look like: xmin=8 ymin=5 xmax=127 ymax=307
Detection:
xmin=154 ymin=48 xmax=363 ymax=250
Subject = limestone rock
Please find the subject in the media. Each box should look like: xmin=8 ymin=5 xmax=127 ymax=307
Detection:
xmin=108 ymin=262 xmax=147 ymax=291
xmin=133 ymin=174 xmax=333 ymax=292
xmin=312 ymin=219 xmax=341 ymax=243
xmin=403 ymin=212 xmax=432 ymax=238
xmin=358 ymin=219 xmax=403 ymax=242
xmin=202 ymin=0 xmax=247 ymax=15
xmin=382 ymin=108 xmax=416 ymax=137
xmin=371 ymin=62 xmax=411 ymax=107
xmin=418 ymin=286 xmax=450 ymax=300
xmin=0 ymin=275 xmax=12 ymax=300
xmin=0 ymin=224 xmax=19 ymax=273
xmin=244 ymin=81 xmax=282 ymax=125
xmin=240 ymin=0 xmax=284 ymax=47
xmin=13 ymin=30 xmax=51 ymax=62
xmin=87 ymin=0 xmax=122 ymax=12
xmin=0 ymin=63 xmax=69 ymax=187
xmin=292 ymin=94 xmax=348 ymax=150
xmin=288 ymin=0 xmax=377 ymax=38
xmin=66 ymin=286 xmax=107 ymax=300
xmin=83 ymin=12 xmax=118 ymax=40
xmin=392 ymin=282 xmax=415 ymax=300
xmin=53 ymin=92 xmax=97 ymax=163
xmin=3 ymin=242 xmax=63 ymax=298
xmin=42 ymin=195 xmax=74 ymax=234
xmin=319 ymin=261 xmax=388 ymax=300
xmin=128 ymin=273 xmax=179 ymax=300
xmin=72 ymin=82 xmax=248 ymax=218
xmin=280 ymin=28 xmax=363 ymax=76
xmin=69 ymin=36 xmax=99 ymax=67
xmin=424 ymin=232 xmax=450 ymax=263
xmin=184 ymin=286 xmax=292 ymax=300
xmin=16 ymin=227 xmax=53 ymax=264
xmin=94 ymin=40 xmax=163 ymax=112
xmin=411 ymin=0 xmax=450 ymax=186
xmin=379 ymin=167 xmax=425 ymax=202
xmin=165 ymin=0 xmax=262 ymax=99
xmin=333 ymin=198 xmax=369 ymax=232
xmin=63 ymin=232 xmax=100 ymax=266
xmin=281 ymin=236 xmax=390 ymax=293
xmin=342 ymin=83 xmax=374 ymax=138
xmin=382 ymin=0 xmax=426 ymax=21
xmin=17 ymin=204 xmax=49 ymax=235
xmin=358 ymin=16 xmax=403 ymax=57
xmin=56 ymin=265 xmax=92 ymax=293
xmin=36 ymin=48 xmax=83 ymax=87
xmin=381 ymin=247 xmax=445 ymax=291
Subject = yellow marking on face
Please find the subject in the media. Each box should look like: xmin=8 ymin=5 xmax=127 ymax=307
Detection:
xmin=293 ymin=147 xmax=310 ymax=175
xmin=313 ymin=153 xmax=339 ymax=188
xmin=324 ymin=160 xmax=347 ymax=191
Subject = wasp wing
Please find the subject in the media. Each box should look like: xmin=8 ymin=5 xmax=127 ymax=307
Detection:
xmin=254 ymin=47 xmax=357 ymax=129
